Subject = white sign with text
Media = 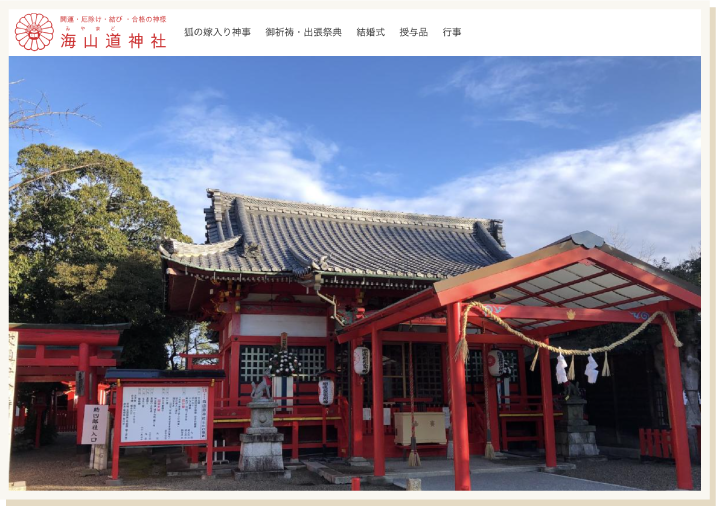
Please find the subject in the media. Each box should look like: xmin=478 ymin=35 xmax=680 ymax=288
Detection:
xmin=81 ymin=405 xmax=109 ymax=445
xmin=120 ymin=386 xmax=208 ymax=443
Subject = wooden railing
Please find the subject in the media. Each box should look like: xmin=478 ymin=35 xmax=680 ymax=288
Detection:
xmin=55 ymin=410 xmax=77 ymax=432
xmin=639 ymin=428 xmax=674 ymax=461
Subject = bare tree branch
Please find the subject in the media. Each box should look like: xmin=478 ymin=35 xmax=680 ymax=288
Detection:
xmin=9 ymin=83 xmax=99 ymax=140
xmin=9 ymin=163 xmax=102 ymax=193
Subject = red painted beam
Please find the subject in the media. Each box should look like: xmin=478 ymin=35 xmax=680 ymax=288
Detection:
xmin=16 ymin=329 xmax=121 ymax=346
xmin=468 ymin=304 xmax=664 ymax=324
xmin=16 ymin=375 xmax=76 ymax=383
xmin=380 ymin=331 xmax=530 ymax=346
xmin=522 ymin=300 xmax=678 ymax=337
xmin=588 ymin=249 xmax=700 ymax=309
xmin=17 ymin=367 xmax=78 ymax=376
xmin=235 ymin=337 xmax=328 ymax=347
xmin=467 ymin=317 xmax=512 ymax=336
xmin=89 ymin=358 xmax=117 ymax=367
xmin=18 ymin=357 xmax=79 ymax=367
xmin=338 ymin=292 xmax=440 ymax=343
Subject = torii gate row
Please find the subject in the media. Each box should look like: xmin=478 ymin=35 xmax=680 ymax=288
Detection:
xmin=10 ymin=323 xmax=129 ymax=450
xmin=337 ymin=232 xmax=700 ymax=491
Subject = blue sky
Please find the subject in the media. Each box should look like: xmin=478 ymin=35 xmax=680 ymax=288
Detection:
xmin=9 ymin=56 xmax=701 ymax=262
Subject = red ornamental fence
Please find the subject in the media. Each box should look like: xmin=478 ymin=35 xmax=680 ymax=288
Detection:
xmin=639 ymin=428 xmax=673 ymax=461
xmin=54 ymin=410 xmax=77 ymax=432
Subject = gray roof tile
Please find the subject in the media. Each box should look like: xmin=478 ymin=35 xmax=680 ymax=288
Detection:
xmin=160 ymin=190 xmax=512 ymax=279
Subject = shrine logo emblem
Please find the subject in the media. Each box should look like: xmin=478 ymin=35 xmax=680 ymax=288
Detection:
xmin=15 ymin=13 xmax=54 ymax=51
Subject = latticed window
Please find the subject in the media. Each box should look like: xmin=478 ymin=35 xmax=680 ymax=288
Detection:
xmin=503 ymin=349 xmax=520 ymax=384
xmin=414 ymin=344 xmax=443 ymax=404
xmin=240 ymin=345 xmax=272 ymax=383
xmin=335 ymin=343 xmax=350 ymax=397
xmin=465 ymin=349 xmax=483 ymax=384
xmin=360 ymin=343 xmax=445 ymax=404
xmin=289 ymin=346 xmax=326 ymax=382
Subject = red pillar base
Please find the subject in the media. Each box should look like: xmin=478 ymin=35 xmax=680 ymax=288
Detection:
xmin=371 ymin=327 xmax=385 ymax=477
xmin=661 ymin=316 xmax=693 ymax=490
xmin=447 ymin=302 xmax=471 ymax=491
xmin=539 ymin=342 xmax=557 ymax=469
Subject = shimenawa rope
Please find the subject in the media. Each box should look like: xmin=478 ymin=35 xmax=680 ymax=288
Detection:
xmin=455 ymin=300 xmax=681 ymax=366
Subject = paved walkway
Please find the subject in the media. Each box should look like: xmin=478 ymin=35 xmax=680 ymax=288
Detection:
xmin=395 ymin=471 xmax=639 ymax=491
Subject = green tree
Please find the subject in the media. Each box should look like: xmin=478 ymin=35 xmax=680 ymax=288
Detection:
xmin=10 ymin=144 xmax=192 ymax=368
xmin=167 ymin=322 xmax=218 ymax=370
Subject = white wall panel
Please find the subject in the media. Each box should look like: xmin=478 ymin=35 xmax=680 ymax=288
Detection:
xmin=238 ymin=315 xmax=326 ymax=337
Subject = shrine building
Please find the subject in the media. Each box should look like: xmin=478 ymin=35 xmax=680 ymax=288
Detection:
xmin=157 ymin=189 xmax=700 ymax=491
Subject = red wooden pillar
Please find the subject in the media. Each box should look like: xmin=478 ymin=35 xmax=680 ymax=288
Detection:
xmin=221 ymin=344 xmax=229 ymax=407
xmin=661 ymin=314 xmax=693 ymax=490
xmin=76 ymin=342 xmax=90 ymax=446
xmin=371 ymin=326 xmax=385 ymax=477
xmin=292 ymin=421 xmax=300 ymax=462
xmin=206 ymin=382 xmax=215 ymax=477
xmin=111 ymin=384 xmax=123 ymax=480
xmin=350 ymin=337 xmax=364 ymax=458
xmin=447 ymin=302 xmax=471 ymax=491
xmin=229 ymin=339 xmax=240 ymax=407
xmin=482 ymin=344 xmax=500 ymax=452
xmin=539 ymin=340 xmax=557 ymax=468
xmin=34 ymin=406 xmax=44 ymax=449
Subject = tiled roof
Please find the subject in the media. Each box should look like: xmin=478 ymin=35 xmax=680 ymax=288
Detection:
xmin=159 ymin=190 xmax=512 ymax=280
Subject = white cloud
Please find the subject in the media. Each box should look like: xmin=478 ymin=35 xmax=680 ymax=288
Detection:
xmin=353 ymin=112 xmax=702 ymax=263
xmin=138 ymin=91 xmax=700 ymax=264
xmin=137 ymin=92 xmax=350 ymax=243
xmin=425 ymin=58 xmax=615 ymax=129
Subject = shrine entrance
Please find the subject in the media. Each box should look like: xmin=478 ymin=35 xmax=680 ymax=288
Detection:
xmin=9 ymin=323 xmax=128 ymax=451
xmin=338 ymin=231 xmax=700 ymax=491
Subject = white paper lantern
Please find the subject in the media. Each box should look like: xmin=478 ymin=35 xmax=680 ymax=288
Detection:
xmin=487 ymin=349 xmax=507 ymax=377
xmin=353 ymin=346 xmax=370 ymax=375
xmin=318 ymin=379 xmax=335 ymax=406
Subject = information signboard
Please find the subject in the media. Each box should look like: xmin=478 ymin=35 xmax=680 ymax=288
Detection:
xmin=120 ymin=386 xmax=208 ymax=443
xmin=81 ymin=405 xmax=109 ymax=445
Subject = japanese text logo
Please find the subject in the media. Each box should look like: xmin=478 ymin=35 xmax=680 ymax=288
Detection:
xmin=15 ymin=13 xmax=54 ymax=51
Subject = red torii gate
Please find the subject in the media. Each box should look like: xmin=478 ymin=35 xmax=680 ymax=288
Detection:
xmin=338 ymin=232 xmax=700 ymax=491
xmin=10 ymin=323 xmax=129 ymax=450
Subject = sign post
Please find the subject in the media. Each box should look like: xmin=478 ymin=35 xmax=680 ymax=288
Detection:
xmin=106 ymin=373 xmax=218 ymax=485
xmin=8 ymin=331 xmax=19 ymax=456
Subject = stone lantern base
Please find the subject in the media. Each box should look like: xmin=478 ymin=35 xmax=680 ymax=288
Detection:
xmin=237 ymin=400 xmax=288 ymax=475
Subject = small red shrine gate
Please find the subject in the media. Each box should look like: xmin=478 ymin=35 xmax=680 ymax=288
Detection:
xmin=337 ymin=232 xmax=700 ymax=491
xmin=9 ymin=323 xmax=127 ymax=449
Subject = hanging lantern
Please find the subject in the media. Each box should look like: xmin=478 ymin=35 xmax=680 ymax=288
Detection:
xmin=318 ymin=378 xmax=335 ymax=406
xmin=353 ymin=346 xmax=370 ymax=375
xmin=487 ymin=349 xmax=507 ymax=377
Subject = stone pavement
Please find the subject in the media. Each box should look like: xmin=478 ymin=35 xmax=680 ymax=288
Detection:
xmin=394 ymin=471 xmax=639 ymax=491
xmin=306 ymin=455 xmax=578 ymax=486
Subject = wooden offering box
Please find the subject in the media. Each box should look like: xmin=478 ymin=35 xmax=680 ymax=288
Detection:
xmin=394 ymin=412 xmax=447 ymax=445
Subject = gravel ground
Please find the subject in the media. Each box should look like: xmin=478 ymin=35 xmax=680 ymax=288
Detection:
xmin=9 ymin=434 xmax=399 ymax=491
xmin=562 ymin=457 xmax=701 ymax=491
xmin=11 ymin=434 xmax=701 ymax=492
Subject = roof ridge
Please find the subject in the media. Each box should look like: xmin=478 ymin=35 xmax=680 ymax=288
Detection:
xmin=161 ymin=236 xmax=240 ymax=257
xmin=206 ymin=188 xmax=501 ymax=229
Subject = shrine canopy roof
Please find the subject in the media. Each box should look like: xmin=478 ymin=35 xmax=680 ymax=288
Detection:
xmin=160 ymin=190 xmax=510 ymax=281
xmin=337 ymin=231 xmax=701 ymax=343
